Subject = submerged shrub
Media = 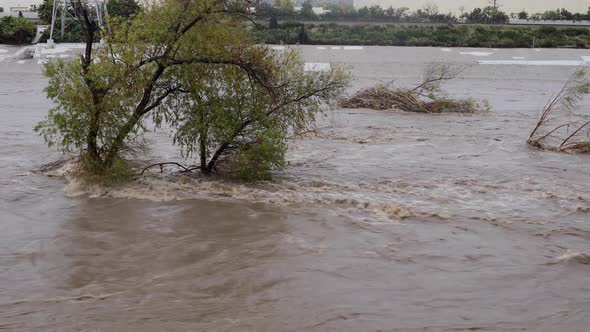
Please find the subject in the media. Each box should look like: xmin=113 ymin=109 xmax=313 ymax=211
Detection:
xmin=339 ymin=63 xmax=489 ymax=114
xmin=529 ymin=69 xmax=590 ymax=153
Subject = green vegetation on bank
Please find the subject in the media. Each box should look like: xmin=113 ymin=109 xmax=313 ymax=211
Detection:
xmin=0 ymin=16 xmax=35 ymax=44
xmin=251 ymin=23 xmax=590 ymax=48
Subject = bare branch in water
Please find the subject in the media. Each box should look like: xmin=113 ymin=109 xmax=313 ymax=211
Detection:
xmin=140 ymin=162 xmax=201 ymax=175
xmin=528 ymin=68 xmax=590 ymax=154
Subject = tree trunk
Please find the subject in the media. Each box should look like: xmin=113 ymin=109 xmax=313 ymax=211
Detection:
xmin=103 ymin=113 xmax=140 ymax=168
xmin=206 ymin=142 xmax=229 ymax=173
xmin=198 ymin=108 xmax=209 ymax=174
xmin=77 ymin=1 xmax=104 ymax=170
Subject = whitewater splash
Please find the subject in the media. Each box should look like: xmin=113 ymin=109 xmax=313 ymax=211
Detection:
xmin=40 ymin=159 xmax=455 ymax=222
xmin=554 ymin=251 xmax=590 ymax=265
xmin=40 ymin=155 xmax=590 ymax=226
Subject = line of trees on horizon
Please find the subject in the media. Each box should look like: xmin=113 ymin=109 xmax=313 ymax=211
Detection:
xmin=258 ymin=0 xmax=590 ymax=25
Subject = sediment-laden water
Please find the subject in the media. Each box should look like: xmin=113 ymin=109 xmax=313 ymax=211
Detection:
xmin=1 ymin=44 xmax=589 ymax=331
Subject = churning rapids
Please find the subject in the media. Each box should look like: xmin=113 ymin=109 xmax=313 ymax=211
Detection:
xmin=1 ymin=44 xmax=589 ymax=331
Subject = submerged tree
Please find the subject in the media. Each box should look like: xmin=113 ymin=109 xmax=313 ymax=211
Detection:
xmin=35 ymin=0 xmax=348 ymax=181
xmin=338 ymin=63 xmax=489 ymax=114
xmin=166 ymin=51 xmax=347 ymax=180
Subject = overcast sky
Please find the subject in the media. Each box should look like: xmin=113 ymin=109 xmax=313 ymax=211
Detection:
xmin=1 ymin=0 xmax=588 ymax=13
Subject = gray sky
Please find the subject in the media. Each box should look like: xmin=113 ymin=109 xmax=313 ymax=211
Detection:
xmin=1 ymin=0 xmax=588 ymax=13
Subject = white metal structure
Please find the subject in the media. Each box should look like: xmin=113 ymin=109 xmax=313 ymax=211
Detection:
xmin=48 ymin=0 xmax=107 ymax=44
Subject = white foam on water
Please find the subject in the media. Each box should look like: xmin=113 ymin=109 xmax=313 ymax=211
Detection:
xmin=343 ymin=46 xmax=363 ymax=50
xmin=59 ymin=54 xmax=70 ymax=58
xmin=271 ymin=46 xmax=285 ymax=50
xmin=17 ymin=60 xmax=26 ymax=64
xmin=46 ymin=55 xmax=56 ymax=58
xmin=304 ymin=62 xmax=330 ymax=72
xmin=12 ymin=48 xmax=27 ymax=58
xmin=40 ymin=43 xmax=85 ymax=54
xmin=556 ymin=251 xmax=590 ymax=265
xmin=0 ymin=49 xmax=8 ymax=54
xmin=582 ymin=56 xmax=590 ymax=63
xmin=440 ymin=48 xmax=452 ymax=52
xmin=316 ymin=46 xmax=327 ymax=50
xmin=512 ymin=57 xmax=526 ymax=60
xmin=478 ymin=60 xmax=585 ymax=66
xmin=460 ymin=52 xmax=494 ymax=57
xmin=37 ymin=59 xmax=48 ymax=65
xmin=331 ymin=46 xmax=341 ymax=50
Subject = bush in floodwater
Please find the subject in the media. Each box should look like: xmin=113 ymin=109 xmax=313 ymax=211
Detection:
xmin=338 ymin=63 xmax=490 ymax=114
xmin=528 ymin=69 xmax=590 ymax=153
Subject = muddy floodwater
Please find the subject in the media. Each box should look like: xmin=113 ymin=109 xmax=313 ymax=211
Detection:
xmin=1 ymin=44 xmax=589 ymax=331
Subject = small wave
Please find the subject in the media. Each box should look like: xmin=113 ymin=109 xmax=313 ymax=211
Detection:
xmin=554 ymin=251 xmax=590 ymax=265
xmin=379 ymin=203 xmax=451 ymax=220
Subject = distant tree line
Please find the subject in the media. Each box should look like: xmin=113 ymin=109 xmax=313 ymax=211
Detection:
xmin=251 ymin=23 xmax=590 ymax=49
xmin=258 ymin=0 xmax=590 ymax=25
xmin=516 ymin=8 xmax=590 ymax=22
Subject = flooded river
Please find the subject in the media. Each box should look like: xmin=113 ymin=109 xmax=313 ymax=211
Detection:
xmin=1 ymin=44 xmax=589 ymax=331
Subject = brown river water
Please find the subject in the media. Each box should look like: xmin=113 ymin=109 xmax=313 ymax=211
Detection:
xmin=1 ymin=44 xmax=589 ymax=331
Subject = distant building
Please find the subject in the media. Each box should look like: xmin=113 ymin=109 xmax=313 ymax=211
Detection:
xmin=0 ymin=11 xmax=40 ymax=22
xmin=9 ymin=7 xmax=30 ymax=12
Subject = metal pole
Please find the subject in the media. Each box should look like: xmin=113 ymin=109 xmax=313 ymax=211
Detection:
xmin=95 ymin=0 xmax=101 ymax=26
xmin=60 ymin=0 xmax=66 ymax=38
xmin=49 ymin=0 xmax=58 ymax=41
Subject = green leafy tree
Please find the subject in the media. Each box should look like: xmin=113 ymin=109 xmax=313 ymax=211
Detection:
xmin=368 ymin=5 xmax=385 ymax=18
xmin=274 ymin=0 xmax=294 ymax=17
xmin=518 ymin=10 xmax=528 ymax=20
xmin=300 ymin=0 xmax=316 ymax=20
xmin=488 ymin=0 xmax=500 ymax=14
xmin=322 ymin=4 xmax=357 ymax=19
xmin=560 ymin=9 xmax=573 ymax=20
xmin=255 ymin=2 xmax=273 ymax=17
xmin=38 ymin=0 xmax=54 ymax=24
xmin=357 ymin=6 xmax=369 ymax=18
xmin=0 ymin=16 xmax=36 ymax=44
xmin=541 ymin=10 xmax=561 ymax=21
xmin=168 ymin=51 xmax=347 ymax=178
xmin=35 ymin=0 xmax=349 ymax=181
xmin=106 ymin=0 xmax=140 ymax=18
